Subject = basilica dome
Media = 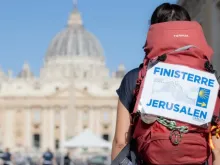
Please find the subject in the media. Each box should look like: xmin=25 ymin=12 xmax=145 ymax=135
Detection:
xmin=45 ymin=9 xmax=104 ymax=60
xmin=41 ymin=6 xmax=109 ymax=81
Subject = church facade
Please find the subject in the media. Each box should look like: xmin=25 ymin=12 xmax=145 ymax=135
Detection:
xmin=0 ymin=5 xmax=125 ymax=152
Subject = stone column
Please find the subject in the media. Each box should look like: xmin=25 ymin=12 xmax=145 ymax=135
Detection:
xmin=60 ymin=109 xmax=66 ymax=151
xmin=25 ymin=110 xmax=32 ymax=150
xmin=49 ymin=109 xmax=55 ymax=151
xmin=4 ymin=110 xmax=14 ymax=149
xmin=76 ymin=108 xmax=81 ymax=133
xmin=95 ymin=109 xmax=101 ymax=135
xmin=42 ymin=109 xmax=49 ymax=151
xmin=89 ymin=107 xmax=94 ymax=131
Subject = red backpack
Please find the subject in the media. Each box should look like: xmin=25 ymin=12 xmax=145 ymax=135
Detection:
xmin=131 ymin=21 xmax=220 ymax=165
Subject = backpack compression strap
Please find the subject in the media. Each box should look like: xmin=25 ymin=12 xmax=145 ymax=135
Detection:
xmin=130 ymin=54 xmax=167 ymax=126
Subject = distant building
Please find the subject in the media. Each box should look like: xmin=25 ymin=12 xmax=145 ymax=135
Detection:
xmin=0 ymin=4 xmax=125 ymax=152
xmin=178 ymin=0 xmax=220 ymax=72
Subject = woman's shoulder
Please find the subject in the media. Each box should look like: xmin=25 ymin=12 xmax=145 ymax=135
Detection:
xmin=124 ymin=67 xmax=140 ymax=81
xmin=127 ymin=67 xmax=140 ymax=75
xmin=117 ymin=67 xmax=140 ymax=113
xmin=120 ymin=67 xmax=140 ymax=90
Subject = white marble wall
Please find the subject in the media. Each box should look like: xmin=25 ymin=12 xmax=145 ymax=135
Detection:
xmin=40 ymin=56 xmax=109 ymax=81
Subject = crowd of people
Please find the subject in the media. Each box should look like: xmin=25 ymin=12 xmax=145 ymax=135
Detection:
xmin=0 ymin=148 xmax=73 ymax=165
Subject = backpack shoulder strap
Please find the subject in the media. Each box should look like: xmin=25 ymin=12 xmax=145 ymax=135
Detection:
xmin=132 ymin=62 xmax=147 ymax=115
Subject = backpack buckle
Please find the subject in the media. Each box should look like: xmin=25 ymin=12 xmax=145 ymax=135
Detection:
xmin=169 ymin=129 xmax=182 ymax=145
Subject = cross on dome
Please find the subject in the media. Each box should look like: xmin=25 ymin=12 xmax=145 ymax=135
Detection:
xmin=73 ymin=0 xmax=78 ymax=9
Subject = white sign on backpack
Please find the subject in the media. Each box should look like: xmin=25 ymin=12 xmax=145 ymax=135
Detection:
xmin=140 ymin=62 xmax=219 ymax=126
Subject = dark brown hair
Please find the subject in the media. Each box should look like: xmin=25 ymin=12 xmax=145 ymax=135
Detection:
xmin=150 ymin=3 xmax=191 ymax=25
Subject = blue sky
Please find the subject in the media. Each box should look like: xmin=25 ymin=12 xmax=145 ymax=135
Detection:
xmin=0 ymin=0 xmax=177 ymax=76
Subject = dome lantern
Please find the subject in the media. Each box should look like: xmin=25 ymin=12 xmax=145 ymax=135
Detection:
xmin=68 ymin=0 xmax=83 ymax=26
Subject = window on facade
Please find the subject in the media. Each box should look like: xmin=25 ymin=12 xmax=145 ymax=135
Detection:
xmin=34 ymin=124 xmax=39 ymax=129
xmin=15 ymin=130 xmax=22 ymax=138
xmin=34 ymin=82 xmax=41 ymax=90
xmin=15 ymin=110 xmax=23 ymax=126
xmin=74 ymin=72 xmax=78 ymax=78
xmin=65 ymin=67 xmax=69 ymax=77
xmin=103 ymin=124 xmax=109 ymax=130
xmin=55 ymin=139 xmax=60 ymax=149
xmin=103 ymin=82 xmax=108 ymax=90
xmin=55 ymin=111 xmax=60 ymax=121
xmin=102 ymin=134 xmax=109 ymax=141
xmin=33 ymin=110 xmax=41 ymax=124
xmin=83 ymin=111 xmax=88 ymax=121
xmin=84 ymin=72 xmax=87 ymax=78
xmin=55 ymin=87 xmax=59 ymax=91
xmin=33 ymin=134 xmax=40 ymax=149
xmin=83 ymin=87 xmax=88 ymax=91
xmin=103 ymin=112 xmax=109 ymax=122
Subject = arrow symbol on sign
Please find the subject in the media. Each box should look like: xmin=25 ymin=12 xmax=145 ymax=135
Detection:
xmin=197 ymin=102 xmax=206 ymax=107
